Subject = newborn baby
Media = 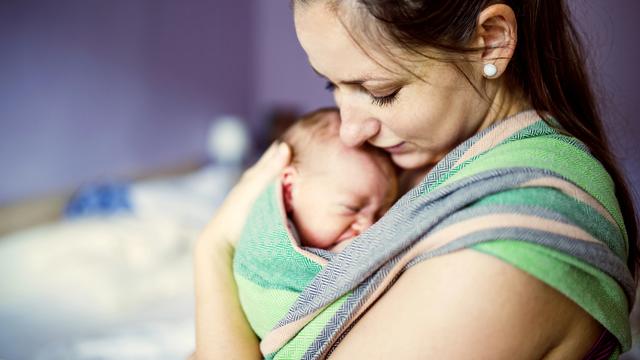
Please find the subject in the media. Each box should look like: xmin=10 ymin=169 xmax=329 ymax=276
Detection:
xmin=233 ymin=108 xmax=398 ymax=340
xmin=280 ymin=108 xmax=398 ymax=250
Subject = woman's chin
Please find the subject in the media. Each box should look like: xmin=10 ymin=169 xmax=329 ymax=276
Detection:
xmin=391 ymin=152 xmax=435 ymax=170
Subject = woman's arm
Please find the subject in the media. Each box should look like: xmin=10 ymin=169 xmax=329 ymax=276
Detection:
xmin=328 ymin=248 xmax=602 ymax=359
xmin=193 ymin=232 xmax=261 ymax=359
xmin=193 ymin=142 xmax=291 ymax=359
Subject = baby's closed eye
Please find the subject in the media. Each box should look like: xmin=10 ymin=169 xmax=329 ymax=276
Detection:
xmin=339 ymin=204 xmax=362 ymax=215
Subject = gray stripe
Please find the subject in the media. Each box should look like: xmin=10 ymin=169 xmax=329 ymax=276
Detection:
xmin=303 ymin=247 xmax=336 ymax=262
xmin=430 ymin=203 xmax=625 ymax=258
xmin=407 ymin=229 xmax=634 ymax=301
xmin=304 ymin=254 xmax=402 ymax=359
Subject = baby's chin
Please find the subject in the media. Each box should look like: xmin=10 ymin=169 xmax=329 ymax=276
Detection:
xmin=301 ymin=233 xmax=354 ymax=253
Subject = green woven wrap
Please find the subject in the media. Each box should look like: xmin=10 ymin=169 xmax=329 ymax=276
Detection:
xmin=234 ymin=180 xmax=324 ymax=339
xmin=232 ymin=110 xmax=632 ymax=360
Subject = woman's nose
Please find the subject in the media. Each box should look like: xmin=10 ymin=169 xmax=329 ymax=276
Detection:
xmin=339 ymin=107 xmax=380 ymax=147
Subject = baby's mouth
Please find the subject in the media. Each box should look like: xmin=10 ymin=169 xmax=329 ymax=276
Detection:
xmin=337 ymin=228 xmax=359 ymax=243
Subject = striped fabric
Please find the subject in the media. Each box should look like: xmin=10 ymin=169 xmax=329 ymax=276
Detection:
xmin=233 ymin=110 xmax=633 ymax=360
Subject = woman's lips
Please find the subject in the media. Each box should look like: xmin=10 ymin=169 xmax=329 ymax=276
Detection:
xmin=381 ymin=142 xmax=406 ymax=154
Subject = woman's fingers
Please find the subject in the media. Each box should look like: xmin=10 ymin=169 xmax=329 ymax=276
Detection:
xmin=275 ymin=142 xmax=292 ymax=170
xmin=244 ymin=142 xmax=291 ymax=181
xmin=198 ymin=141 xmax=292 ymax=249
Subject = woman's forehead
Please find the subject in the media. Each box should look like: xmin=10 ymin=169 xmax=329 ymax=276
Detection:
xmin=295 ymin=2 xmax=440 ymax=83
xmin=295 ymin=3 xmax=402 ymax=78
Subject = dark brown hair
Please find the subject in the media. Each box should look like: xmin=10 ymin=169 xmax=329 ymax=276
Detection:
xmin=294 ymin=0 xmax=639 ymax=277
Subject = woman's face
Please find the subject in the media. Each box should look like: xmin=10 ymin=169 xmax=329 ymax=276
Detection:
xmin=294 ymin=3 xmax=499 ymax=170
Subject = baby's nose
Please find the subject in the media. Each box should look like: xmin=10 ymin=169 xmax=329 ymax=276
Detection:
xmin=352 ymin=215 xmax=374 ymax=233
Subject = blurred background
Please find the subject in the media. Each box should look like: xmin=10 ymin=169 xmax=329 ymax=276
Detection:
xmin=0 ymin=1 xmax=638 ymax=359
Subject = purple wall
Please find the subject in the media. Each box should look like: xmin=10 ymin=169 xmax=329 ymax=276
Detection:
xmin=0 ymin=0 xmax=253 ymax=205
xmin=569 ymin=0 xmax=640 ymax=198
xmin=253 ymin=1 xmax=333 ymax=112
xmin=251 ymin=1 xmax=333 ymax=136
xmin=1 ymin=1 xmax=637 ymax=206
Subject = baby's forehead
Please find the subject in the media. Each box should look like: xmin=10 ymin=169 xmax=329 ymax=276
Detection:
xmin=308 ymin=144 xmax=395 ymax=186
xmin=307 ymin=140 xmax=378 ymax=168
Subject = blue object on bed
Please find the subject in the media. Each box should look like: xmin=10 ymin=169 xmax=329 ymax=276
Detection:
xmin=65 ymin=183 xmax=132 ymax=218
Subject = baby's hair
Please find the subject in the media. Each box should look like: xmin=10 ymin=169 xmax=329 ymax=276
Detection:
xmin=280 ymin=107 xmax=341 ymax=167
xmin=280 ymin=107 xmax=393 ymax=173
xmin=281 ymin=107 xmax=399 ymax=216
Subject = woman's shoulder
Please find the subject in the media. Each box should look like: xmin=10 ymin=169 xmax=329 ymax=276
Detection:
xmin=328 ymin=248 xmax=602 ymax=359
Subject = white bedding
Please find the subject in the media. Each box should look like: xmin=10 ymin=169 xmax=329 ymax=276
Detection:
xmin=0 ymin=165 xmax=240 ymax=359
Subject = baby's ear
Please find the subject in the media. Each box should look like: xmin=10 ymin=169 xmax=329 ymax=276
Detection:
xmin=281 ymin=166 xmax=297 ymax=213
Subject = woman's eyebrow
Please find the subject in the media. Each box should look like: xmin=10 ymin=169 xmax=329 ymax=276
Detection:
xmin=311 ymin=65 xmax=386 ymax=85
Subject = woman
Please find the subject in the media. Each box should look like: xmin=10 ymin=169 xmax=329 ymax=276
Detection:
xmin=194 ymin=1 xmax=638 ymax=359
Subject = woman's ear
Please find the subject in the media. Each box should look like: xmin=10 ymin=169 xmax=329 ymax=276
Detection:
xmin=473 ymin=4 xmax=518 ymax=79
xmin=281 ymin=166 xmax=298 ymax=213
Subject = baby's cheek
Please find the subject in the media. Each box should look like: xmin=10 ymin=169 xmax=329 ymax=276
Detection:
xmin=320 ymin=219 xmax=344 ymax=240
xmin=299 ymin=215 xmax=340 ymax=248
xmin=315 ymin=216 xmax=346 ymax=243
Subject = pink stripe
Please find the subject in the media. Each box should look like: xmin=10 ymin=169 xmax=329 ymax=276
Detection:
xmin=260 ymin=308 xmax=321 ymax=354
xmin=453 ymin=110 xmax=542 ymax=168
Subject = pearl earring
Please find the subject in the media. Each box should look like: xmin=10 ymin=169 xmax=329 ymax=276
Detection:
xmin=483 ymin=63 xmax=498 ymax=78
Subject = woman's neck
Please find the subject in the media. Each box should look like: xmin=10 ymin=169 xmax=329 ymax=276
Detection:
xmin=478 ymin=80 xmax=532 ymax=132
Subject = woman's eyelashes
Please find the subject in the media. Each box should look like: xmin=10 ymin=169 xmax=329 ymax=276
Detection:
xmin=370 ymin=89 xmax=400 ymax=107
xmin=325 ymin=81 xmax=336 ymax=91
xmin=324 ymin=81 xmax=400 ymax=107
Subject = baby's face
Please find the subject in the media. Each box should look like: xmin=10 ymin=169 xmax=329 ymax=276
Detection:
xmin=286 ymin=144 xmax=397 ymax=249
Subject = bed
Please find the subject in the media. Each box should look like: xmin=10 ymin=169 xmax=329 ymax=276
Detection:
xmin=0 ymin=117 xmax=251 ymax=359
xmin=0 ymin=163 xmax=244 ymax=359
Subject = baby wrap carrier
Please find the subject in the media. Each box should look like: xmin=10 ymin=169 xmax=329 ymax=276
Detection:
xmin=233 ymin=110 xmax=633 ymax=360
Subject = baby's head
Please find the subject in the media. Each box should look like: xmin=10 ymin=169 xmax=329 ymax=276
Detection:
xmin=280 ymin=108 xmax=398 ymax=250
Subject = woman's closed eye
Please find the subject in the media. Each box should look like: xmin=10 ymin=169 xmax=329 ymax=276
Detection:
xmin=324 ymin=81 xmax=400 ymax=107
xmin=370 ymin=89 xmax=399 ymax=107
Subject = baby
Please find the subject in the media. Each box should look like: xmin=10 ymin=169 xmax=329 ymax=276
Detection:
xmin=279 ymin=108 xmax=398 ymax=250
xmin=233 ymin=108 xmax=398 ymax=341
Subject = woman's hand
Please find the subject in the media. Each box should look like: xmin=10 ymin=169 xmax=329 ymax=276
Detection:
xmin=199 ymin=141 xmax=291 ymax=250
xmin=193 ymin=141 xmax=291 ymax=360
